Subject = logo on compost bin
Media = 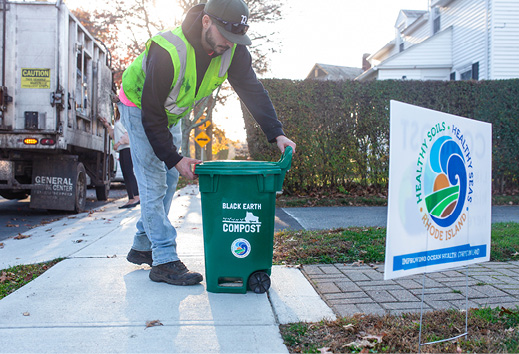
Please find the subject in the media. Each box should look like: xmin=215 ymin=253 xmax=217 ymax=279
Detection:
xmin=223 ymin=211 xmax=262 ymax=233
xmin=415 ymin=122 xmax=474 ymax=241
xmin=231 ymin=238 xmax=251 ymax=258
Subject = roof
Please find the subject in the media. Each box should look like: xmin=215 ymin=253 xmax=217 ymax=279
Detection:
xmin=401 ymin=10 xmax=428 ymax=18
xmin=306 ymin=63 xmax=364 ymax=81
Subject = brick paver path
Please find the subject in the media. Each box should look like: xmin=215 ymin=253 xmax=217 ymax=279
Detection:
xmin=303 ymin=261 xmax=519 ymax=317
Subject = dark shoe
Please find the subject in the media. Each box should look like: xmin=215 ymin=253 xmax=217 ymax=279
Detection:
xmin=127 ymin=249 xmax=152 ymax=266
xmin=149 ymin=260 xmax=203 ymax=286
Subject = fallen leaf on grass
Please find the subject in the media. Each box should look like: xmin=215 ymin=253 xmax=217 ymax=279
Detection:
xmin=345 ymin=333 xmax=385 ymax=350
xmin=6 ymin=223 xmax=19 ymax=228
xmin=14 ymin=234 xmax=30 ymax=240
xmin=145 ymin=320 xmax=163 ymax=329
xmin=500 ymin=307 xmax=515 ymax=316
xmin=24 ymin=273 xmax=33 ymax=281
xmin=317 ymin=347 xmax=332 ymax=354
xmin=345 ymin=340 xmax=373 ymax=349
xmin=343 ymin=323 xmax=355 ymax=331
xmin=0 ymin=271 xmax=14 ymax=283
xmin=362 ymin=333 xmax=385 ymax=343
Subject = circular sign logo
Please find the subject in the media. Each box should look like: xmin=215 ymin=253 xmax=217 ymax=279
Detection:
xmin=231 ymin=238 xmax=251 ymax=258
xmin=422 ymin=135 xmax=467 ymax=228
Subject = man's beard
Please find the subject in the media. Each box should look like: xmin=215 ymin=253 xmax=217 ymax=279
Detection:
xmin=205 ymin=29 xmax=231 ymax=56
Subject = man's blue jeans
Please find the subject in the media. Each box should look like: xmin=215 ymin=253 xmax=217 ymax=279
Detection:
xmin=118 ymin=103 xmax=181 ymax=266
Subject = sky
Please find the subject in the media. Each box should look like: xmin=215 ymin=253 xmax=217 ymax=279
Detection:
xmin=223 ymin=0 xmax=430 ymax=141
xmin=64 ymin=0 xmax=430 ymax=141
xmin=265 ymin=0 xmax=428 ymax=80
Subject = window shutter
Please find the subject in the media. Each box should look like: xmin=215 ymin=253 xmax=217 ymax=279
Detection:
xmin=472 ymin=62 xmax=479 ymax=80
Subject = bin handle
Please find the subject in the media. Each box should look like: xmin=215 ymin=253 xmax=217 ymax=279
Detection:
xmin=277 ymin=146 xmax=293 ymax=171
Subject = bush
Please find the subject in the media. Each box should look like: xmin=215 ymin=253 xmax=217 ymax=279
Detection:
xmin=243 ymin=79 xmax=519 ymax=195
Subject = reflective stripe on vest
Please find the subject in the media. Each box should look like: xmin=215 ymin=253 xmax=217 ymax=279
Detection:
xmin=122 ymin=26 xmax=235 ymax=127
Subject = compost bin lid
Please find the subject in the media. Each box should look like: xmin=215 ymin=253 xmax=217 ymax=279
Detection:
xmin=195 ymin=146 xmax=293 ymax=176
xmin=195 ymin=160 xmax=282 ymax=176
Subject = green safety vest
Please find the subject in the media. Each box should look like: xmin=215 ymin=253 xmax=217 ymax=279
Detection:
xmin=122 ymin=26 xmax=236 ymax=127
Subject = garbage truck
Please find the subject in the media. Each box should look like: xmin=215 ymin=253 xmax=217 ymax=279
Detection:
xmin=0 ymin=0 xmax=116 ymax=212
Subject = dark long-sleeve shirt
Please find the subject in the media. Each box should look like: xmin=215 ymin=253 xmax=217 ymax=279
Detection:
xmin=141 ymin=4 xmax=284 ymax=169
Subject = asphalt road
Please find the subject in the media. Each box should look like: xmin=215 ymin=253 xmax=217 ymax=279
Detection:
xmin=0 ymin=184 xmax=128 ymax=242
xmin=280 ymin=205 xmax=519 ymax=230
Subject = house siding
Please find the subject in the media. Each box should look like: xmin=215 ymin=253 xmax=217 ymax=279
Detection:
xmin=359 ymin=0 xmax=519 ymax=81
xmin=491 ymin=0 xmax=519 ymax=79
xmin=382 ymin=28 xmax=452 ymax=68
xmin=378 ymin=68 xmax=451 ymax=81
xmin=404 ymin=23 xmax=430 ymax=45
xmin=441 ymin=0 xmax=488 ymax=79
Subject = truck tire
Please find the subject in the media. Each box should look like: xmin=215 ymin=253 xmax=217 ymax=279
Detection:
xmin=95 ymin=153 xmax=112 ymax=201
xmin=75 ymin=163 xmax=87 ymax=213
xmin=95 ymin=183 xmax=110 ymax=201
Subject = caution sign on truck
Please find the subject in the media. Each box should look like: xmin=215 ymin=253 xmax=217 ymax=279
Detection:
xmin=21 ymin=68 xmax=51 ymax=89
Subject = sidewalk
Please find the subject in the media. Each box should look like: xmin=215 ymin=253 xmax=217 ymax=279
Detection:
xmin=0 ymin=185 xmax=334 ymax=353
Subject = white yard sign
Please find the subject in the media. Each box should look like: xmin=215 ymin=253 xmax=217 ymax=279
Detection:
xmin=385 ymin=101 xmax=492 ymax=280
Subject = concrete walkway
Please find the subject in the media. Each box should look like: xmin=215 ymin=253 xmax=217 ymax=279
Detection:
xmin=0 ymin=185 xmax=335 ymax=353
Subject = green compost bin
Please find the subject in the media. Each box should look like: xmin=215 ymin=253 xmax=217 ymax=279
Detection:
xmin=195 ymin=146 xmax=293 ymax=294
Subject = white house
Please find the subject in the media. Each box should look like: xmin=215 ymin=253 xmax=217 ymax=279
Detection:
xmin=356 ymin=0 xmax=519 ymax=81
xmin=306 ymin=63 xmax=363 ymax=81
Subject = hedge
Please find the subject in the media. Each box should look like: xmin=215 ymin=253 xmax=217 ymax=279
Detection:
xmin=242 ymin=79 xmax=519 ymax=195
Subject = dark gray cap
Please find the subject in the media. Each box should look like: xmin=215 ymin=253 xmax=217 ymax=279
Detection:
xmin=204 ymin=0 xmax=251 ymax=45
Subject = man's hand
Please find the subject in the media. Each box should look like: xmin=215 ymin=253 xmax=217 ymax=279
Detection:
xmin=275 ymin=135 xmax=296 ymax=153
xmin=175 ymin=157 xmax=202 ymax=180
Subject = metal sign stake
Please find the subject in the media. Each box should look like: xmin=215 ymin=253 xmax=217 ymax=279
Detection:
xmin=418 ymin=265 xmax=469 ymax=353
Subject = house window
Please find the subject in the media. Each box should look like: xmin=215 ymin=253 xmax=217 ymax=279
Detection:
xmin=399 ymin=42 xmax=404 ymax=52
xmin=460 ymin=62 xmax=480 ymax=81
xmin=433 ymin=7 xmax=441 ymax=34
xmin=460 ymin=70 xmax=472 ymax=80
xmin=450 ymin=72 xmax=456 ymax=81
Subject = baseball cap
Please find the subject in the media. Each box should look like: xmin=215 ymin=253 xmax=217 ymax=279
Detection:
xmin=204 ymin=0 xmax=251 ymax=46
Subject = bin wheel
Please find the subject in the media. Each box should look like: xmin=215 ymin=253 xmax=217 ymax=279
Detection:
xmin=248 ymin=271 xmax=271 ymax=294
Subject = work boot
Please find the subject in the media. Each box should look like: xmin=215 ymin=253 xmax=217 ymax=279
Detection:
xmin=126 ymin=249 xmax=153 ymax=266
xmin=149 ymin=260 xmax=203 ymax=286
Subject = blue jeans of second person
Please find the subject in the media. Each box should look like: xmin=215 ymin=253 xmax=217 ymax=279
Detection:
xmin=118 ymin=102 xmax=181 ymax=266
